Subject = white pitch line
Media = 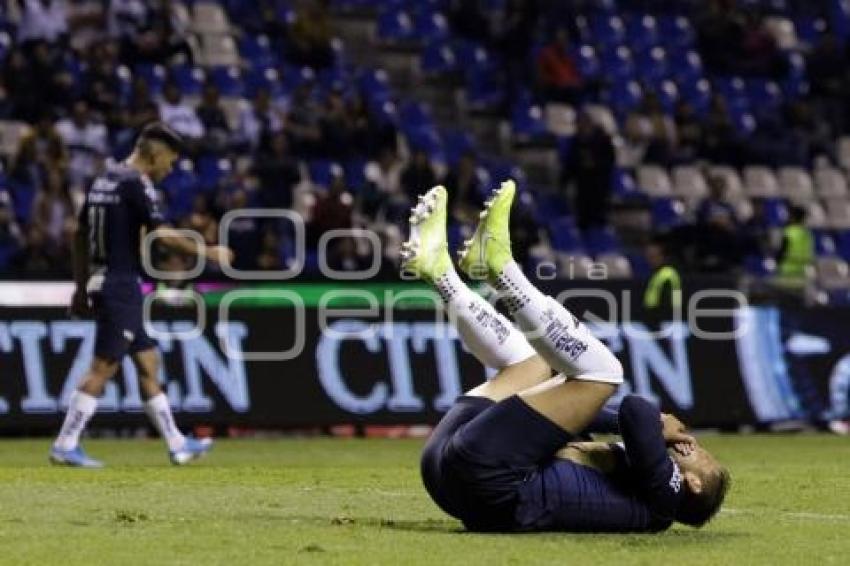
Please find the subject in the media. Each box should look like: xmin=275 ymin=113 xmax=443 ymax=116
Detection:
xmin=723 ymin=508 xmax=850 ymax=522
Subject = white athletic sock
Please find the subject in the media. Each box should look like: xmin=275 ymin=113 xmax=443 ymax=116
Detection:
xmin=435 ymin=267 xmax=535 ymax=370
xmin=54 ymin=391 xmax=98 ymax=450
xmin=144 ymin=393 xmax=186 ymax=451
xmin=493 ymin=261 xmax=623 ymax=384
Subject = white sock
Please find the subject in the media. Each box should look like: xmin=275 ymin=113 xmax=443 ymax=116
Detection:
xmin=54 ymin=391 xmax=98 ymax=450
xmin=493 ymin=261 xmax=623 ymax=384
xmin=435 ymin=267 xmax=535 ymax=370
xmin=144 ymin=393 xmax=186 ymax=451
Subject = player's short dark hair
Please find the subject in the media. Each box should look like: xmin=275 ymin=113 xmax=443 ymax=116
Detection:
xmin=136 ymin=122 xmax=184 ymax=154
xmin=676 ymin=466 xmax=731 ymax=528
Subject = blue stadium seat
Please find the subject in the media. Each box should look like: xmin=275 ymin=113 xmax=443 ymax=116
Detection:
xmin=239 ymin=34 xmax=278 ymax=69
xmin=634 ymin=47 xmax=668 ymax=84
xmin=574 ymin=45 xmax=601 ymax=78
xmin=343 ymin=158 xmax=368 ymax=191
xmin=357 ymin=68 xmax=392 ymax=104
xmin=590 ymin=15 xmax=626 ymax=46
xmin=668 ymin=50 xmax=703 ymax=84
xmin=455 ymin=41 xmax=493 ymax=71
xmin=611 ymin=167 xmax=642 ymax=199
xmin=713 ymin=76 xmax=750 ymax=113
xmin=783 ymin=52 xmax=809 ymax=99
xmin=654 ymin=80 xmax=679 ymax=114
xmin=376 ymin=8 xmax=415 ymax=42
xmin=600 ymin=46 xmax=634 ymax=80
xmin=134 ymin=63 xmax=167 ymax=97
xmin=746 ymin=79 xmax=783 ymax=112
xmin=404 ymin=125 xmax=443 ymax=161
xmin=399 ymin=101 xmax=434 ymax=131
xmin=548 ymin=216 xmax=584 ymax=253
xmin=834 ymin=230 xmax=850 ymax=261
xmin=8 ymin=180 xmax=35 ymax=223
xmin=171 ymin=64 xmax=206 ymax=96
xmin=729 ymin=108 xmax=757 ymax=136
xmin=415 ymin=9 xmax=449 ymax=41
xmin=160 ymin=160 xmax=199 ymax=221
xmin=626 ymin=14 xmax=659 ymax=53
xmin=604 ymin=79 xmax=642 ymax=115
xmin=760 ymin=197 xmax=789 ymax=227
xmin=441 ymin=129 xmax=475 ymax=166
xmin=511 ymin=102 xmax=548 ymax=142
xmin=657 ymin=15 xmax=695 ymax=49
xmin=813 ymin=229 xmax=837 ymax=256
xmin=793 ymin=16 xmax=827 ymax=45
xmin=679 ymin=78 xmax=712 ymax=116
xmin=743 ymin=254 xmax=777 ymax=277
xmin=195 ymin=155 xmax=232 ymax=191
xmin=245 ymin=66 xmax=285 ymax=98
xmin=584 ymin=226 xmax=620 ymax=256
xmin=650 ymin=197 xmax=686 ymax=229
xmin=421 ymin=40 xmax=457 ymax=74
xmin=464 ymin=65 xmax=505 ymax=111
xmin=308 ymin=159 xmax=341 ymax=189
xmin=536 ymin=192 xmax=571 ymax=225
xmin=209 ymin=66 xmax=245 ymax=97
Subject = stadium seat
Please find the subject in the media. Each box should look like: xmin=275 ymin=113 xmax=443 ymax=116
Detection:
xmin=605 ymin=80 xmax=642 ymax=115
xmin=200 ymin=34 xmax=240 ymax=67
xmin=679 ymin=78 xmax=712 ymax=116
xmin=626 ymin=14 xmax=659 ymax=53
xmin=584 ymin=226 xmax=621 ymax=256
xmin=637 ymin=165 xmax=673 ymax=197
xmin=777 ymin=166 xmax=815 ymax=202
xmin=160 ymin=159 xmax=199 ymax=220
xmin=597 ymin=253 xmax=633 ymax=279
xmin=707 ymin=165 xmax=744 ymax=199
xmin=783 ymin=51 xmax=809 ymax=99
xmin=650 ymin=197 xmax=687 ymax=229
xmin=209 ymin=66 xmax=245 ymax=96
xmin=172 ymin=64 xmax=206 ymax=96
xmin=671 ymin=166 xmax=709 ymax=202
xmin=813 ymin=228 xmax=837 ymax=256
xmin=658 ymin=15 xmax=695 ymax=48
xmin=591 ymin=15 xmax=626 ymax=46
xmin=308 ymin=160 xmax=343 ymax=189
xmin=535 ymin=192 xmax=571 ymax=225
xmin=714 ymin=76 xmax=750 ymax=113
xmin=376 ymin=8 xmax=415 ymax=42
xmin=653 ymin=80 xmax=679 ymax=114
xmin=239 ymin=34 xmax=278 ymax=69
xmin=764 ymin=16 xmax=798 ymax=50
xmin=634 ymin=47 xmax=668 ymax=84
xmin=575 ymin=45 xmax=601 ymax=78
xmin=601 ymin=46 xmax=635 ymax=80
xmin=744 ymin=166 xmax=780 ymax=198
xmin=245 ymin=66 xmax=285 ymax=98
xmin=544 ymin=103 xmax=576 ymax=137
xmin=746 ymin=79 xmax=783 ymax=113
xmin=730 ymin=196 xmax=754 ymax=221
xmin=744 ymin=254 xmax=777 ymax=277
xmin=192 ymin=2 xmax=231 ymax=34
xmin=584 ymin=104 xmax=618 ymax=135
xmin=761 ymin=197 xmax=789 ymax=227
xmin=816 ymin=256 xmax=850 ymax=289
xmin=826 ymin=198 xmax=850 ymax=229
xmin=815 ymin=167 xmax=849 ymax=198
xmin=415 ymin=10 xmax=449 ymax=41
xmin=669 ymin=50 xmax=704 ymax=84
xmin=134 ymin=63 xmax=167 ymax=97
xmin=195 ymin=154 xmax=233 ymax=191
xmin=511 ymin=103 xmax=548 ymax=143
xmin=806 ymin=201 xmax=828 ymax=228
xmin=420 ymin=40 xmax=457 ymax=75
xmin=611 ymin=167 xmax=641 ymax=199
xmin=548 ymin=217 xmax=584 ymax=253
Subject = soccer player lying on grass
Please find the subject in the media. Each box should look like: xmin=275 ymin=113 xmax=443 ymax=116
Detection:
xmin=401 ymin=182 xmax=730 ymax=533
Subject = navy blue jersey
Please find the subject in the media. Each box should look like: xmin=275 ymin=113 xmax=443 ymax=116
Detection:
xmin=79 ymin=162 xmax=165 ymax=279
xmin=515 ymin=396 xmax=683 ymax=532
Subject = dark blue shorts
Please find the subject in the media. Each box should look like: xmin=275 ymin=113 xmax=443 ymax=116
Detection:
xmin=91 ymin=278 xmax=155 ymax=360
xmin=421 ymin=395 xmax=573 ymax=531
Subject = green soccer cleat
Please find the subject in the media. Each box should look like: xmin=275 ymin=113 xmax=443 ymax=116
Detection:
xmin=457 ymin=179 xmax=516 ymax=281
xmin=400 ymin=186 xmax=452 ymax=284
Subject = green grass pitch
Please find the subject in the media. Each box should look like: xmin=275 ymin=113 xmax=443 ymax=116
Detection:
xmin=0 ymin=435 xmax=848 ymax=565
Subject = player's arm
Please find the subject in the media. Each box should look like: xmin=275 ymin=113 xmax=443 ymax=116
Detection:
xmin=70 ymin=204 xmax=92 ymax=317
xmin=153 ymin=225 xmax=233 ymax=265
xmin=619 ymin=395 xmax=689 ymax=518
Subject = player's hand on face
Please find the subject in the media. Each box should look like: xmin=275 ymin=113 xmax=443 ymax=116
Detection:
xmin=69 ymin=288 xmax=92 ymax=318
xmin=661 ymin=413 xmax=696 ymax=452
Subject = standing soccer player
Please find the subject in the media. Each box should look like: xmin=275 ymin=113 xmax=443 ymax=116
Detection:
xmin=50 ymin=123 xmax=233 ymax=468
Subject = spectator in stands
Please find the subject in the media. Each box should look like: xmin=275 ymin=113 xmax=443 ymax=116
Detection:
xmin=55 ymin=99 xmax=108 ymax=189
xmin=695 ymin=0 xmax=745 ymax=75
xmin=640 ymin=93 xmax=678 ymax=166
xmin=694 ymin=175 xmax=743 ymax=273
xmin=83 ymin=40 xmax=124 ymax=121
xmin=225 ymin=189 xmax=261 ymax=271
xmin=738 ymin=8 xmax=787 ymax=78
xmin=0 ymin=189 xmax=23 ymax=263
xmin=401 ymin=148 xmax=438 ymax=204
xmin=3 ymin=43 xmax=71 ymax=122
xmin=309 ymin=169 xmax=354 ymax=247
xmin=159 ymin=80 xmax=204 ymax=144
xmin=561 ymin=112 xmax=615 ymax=232
xmin=237 ymin=86 xmax=284 ymax=152
xmin=17 ymin=0 xmax=70 ymax=46
xmin=493 ymin=0 xmax=539 ymax=111
xmin=256 ymin=228 xmax=283 ymax=271
xmin=620 ymin=112 xmax=652 ymax=169
xmin=31 ymin=168 xmax=74 ymax=246
xmin=182 ymin=194 xmax=218 ymax=245
xmin=444 ymin=151 xmax=483 ymax=224
xmin=11 ymin=112 xmax=68 ymax=191
xmin=536 ymin=27 xmax=584 ymax=105
xmin=700 ymin=95 xmax=742 ymax=165
xmin=253 ymin=132 xmax=301 ymax=209
xmin=286 ymin=0 xmax=335 ymax=69
xmin=360 ymin=147 xmax=406 ymax=222
xmin=673 ymin=101 xmax=703 ymax=164
xmin=113 ymin=75 xmax=160 ymax=152
xmin=320 ymin=87 xmax=356 ymax=159
xmin=115 ymin=0 xmax=193 ymax=65
xmin=196 ymin=82 xmax=232 ymax=154
xmin=785 ymin=100 xmax=834 ymax=165
xmin=10 ymin=223 xmax=65 ymax=276
xmin=776 ymin=205 xmax=814 ymax=282
xmin=347 ymin=92 xmax=397 ymax=159
xmin=286 ymin=82 xmax=324 ymax=157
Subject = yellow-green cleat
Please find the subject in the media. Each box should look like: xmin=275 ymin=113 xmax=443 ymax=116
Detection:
xmin=457 ymin=179 xmax=516 ymax=281
xmin=400 ymin=185 xmax=452 ymax=284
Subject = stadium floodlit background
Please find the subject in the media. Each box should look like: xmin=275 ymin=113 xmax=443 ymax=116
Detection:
xmin=1 ymin=0 xmax=850 ymax=564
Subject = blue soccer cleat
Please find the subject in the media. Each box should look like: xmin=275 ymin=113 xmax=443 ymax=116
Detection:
xmin=49 ymin=445 xmax=104 ymax=468
xmin=169 ymin=436 xmax=213 ymax=465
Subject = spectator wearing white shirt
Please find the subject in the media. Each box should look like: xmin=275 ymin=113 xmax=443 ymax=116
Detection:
xmin=17 ymin=0 xmax=69 ymax=45
xmin=55 ymin=100 xmax=108 ymax=188
xmin=159 ymin=80 xmax=205 ymax=144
